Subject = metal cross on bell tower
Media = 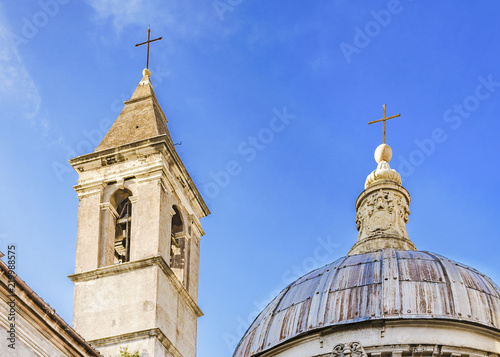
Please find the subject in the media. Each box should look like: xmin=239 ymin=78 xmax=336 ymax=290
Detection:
xmin=135 ymin=25 xmax=163 ymax=69
xmin=368 ymin=104 xmax=402 ymax=144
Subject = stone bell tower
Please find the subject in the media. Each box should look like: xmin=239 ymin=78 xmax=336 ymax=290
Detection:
xmin=68 ymin=68 xmax=210 ymax=357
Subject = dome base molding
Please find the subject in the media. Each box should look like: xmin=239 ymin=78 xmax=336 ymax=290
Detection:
xmin=256 ymin=319 xmax=500 ymax=357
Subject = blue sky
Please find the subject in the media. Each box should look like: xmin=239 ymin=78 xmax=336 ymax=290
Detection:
xmin=1 ymin=1 xmax=500 ymax=356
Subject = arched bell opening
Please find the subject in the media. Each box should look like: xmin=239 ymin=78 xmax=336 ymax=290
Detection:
xmin=112 ymin=190 xmax=132 ymax=264
xmin=170 ymin=205 xmax=189 ymax=285
xmin=99 ymin=188 xmax=134 ymax=267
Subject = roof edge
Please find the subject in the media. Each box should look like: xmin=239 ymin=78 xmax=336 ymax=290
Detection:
xmin=0 ymin=253 xmax=101 ymax=356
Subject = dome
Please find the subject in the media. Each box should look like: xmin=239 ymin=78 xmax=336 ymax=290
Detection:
xmin=234 ymin=137 xmax=500 ymax=356
xmin=234 ymin=249 xmax=500 ymax=357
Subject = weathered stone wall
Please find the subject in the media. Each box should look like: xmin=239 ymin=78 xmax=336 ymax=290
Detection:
xmin=70 ymin=138 xmax=208 ymax=357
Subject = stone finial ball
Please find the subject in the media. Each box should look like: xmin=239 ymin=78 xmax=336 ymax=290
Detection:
xmin=374 ymin=143 xmax=392 ymax=163
xmin=143 ymin=68 xmax=152 ymax=78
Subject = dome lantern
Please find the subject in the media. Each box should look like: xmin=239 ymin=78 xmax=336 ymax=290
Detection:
xmin=349 ymin=107 xmax=415 ymax=255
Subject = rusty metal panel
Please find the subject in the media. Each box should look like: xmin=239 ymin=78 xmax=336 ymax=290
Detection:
xmin=430 ymin=251 xmax=472 ymax=318
xmin=342 ymin=250 xmax=382 ymax=266
xmin=458 ymin=265 xmax=499 ymax=296
xmin=382 ymin=249 xmax=401 ymax=315
xmin=398 ymin=256 xmax=445 ymax=282
xmin=307 ymin=257 xmax=348 ymax=329
xmin=234 ymin=327 xmax=257 ymax=357
xmin=253 ymin=286 xmax=291 ymax=353
xmin=276 ymin=275 xmax=320 ymax=312
xmin=263 ymin=299 xmax=311 ymax=348
xmin=487 ymin=293 xmax=500 ymax=327
xmin=465 ymin=286 xmax=494 ymax=324
xmin=332 ymin=261 xmax=381 ymax=291
xmin=324 ymin=284 xmax=382 ymax=324
xmin=334 ymin=265 xmax=374 ymax=291
xmin=399 ymin=280 xmax=452 ymax=316
xmin=396 ymin=250 xmax=435 ymax=260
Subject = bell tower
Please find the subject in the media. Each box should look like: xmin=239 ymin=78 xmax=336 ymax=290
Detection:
xmin=68 ymin=68 xmax=210 ymax=357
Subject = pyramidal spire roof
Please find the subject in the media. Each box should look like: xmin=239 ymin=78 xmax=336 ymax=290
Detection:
xmin=96 ymin=68 xmax=171 ymax=151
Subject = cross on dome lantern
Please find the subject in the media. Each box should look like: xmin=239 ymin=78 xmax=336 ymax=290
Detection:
xmin=368 ymin=104 xmax=402 ymax=144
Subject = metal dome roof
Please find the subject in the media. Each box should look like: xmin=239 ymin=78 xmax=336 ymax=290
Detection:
xmin=234 ymin=249 xmax=500 ymax=357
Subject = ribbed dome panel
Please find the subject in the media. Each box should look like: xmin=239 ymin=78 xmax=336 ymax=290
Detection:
xmin=234 ymin=249 xmax=500 ymax=356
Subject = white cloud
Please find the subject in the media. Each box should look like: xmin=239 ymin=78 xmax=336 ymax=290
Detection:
xmin=85 ymin=0 xmax=174 ymax=33
xmin=0 ymin=13 xmax=41 ymax=121
xmin=85 ymin=0 xmax=228 ymax=40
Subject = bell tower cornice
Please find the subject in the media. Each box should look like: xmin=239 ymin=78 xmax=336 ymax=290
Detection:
xmin=70 ymin=135 xmax=210 ymax=218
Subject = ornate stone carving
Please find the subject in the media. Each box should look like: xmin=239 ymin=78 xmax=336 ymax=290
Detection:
xmin=355 ymin=188 xmax=410 ymax=241
xmin=365 ymin=160 xmax=401 ymax=188
xmin=349 ymin=143 xmax=416 ymax=255
xmin=331 ymin=342 xmax=367 ymax=357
